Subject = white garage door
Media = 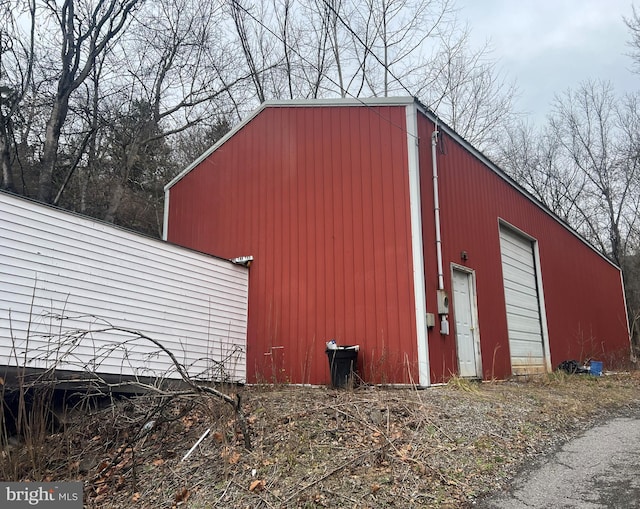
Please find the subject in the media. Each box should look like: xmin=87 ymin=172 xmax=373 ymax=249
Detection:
xmin=499 ymin=226 xmax=546 ymax=374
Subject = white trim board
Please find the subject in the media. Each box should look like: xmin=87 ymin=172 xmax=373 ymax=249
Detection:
xmin=405 ymin=104 xmax=430 ymax=387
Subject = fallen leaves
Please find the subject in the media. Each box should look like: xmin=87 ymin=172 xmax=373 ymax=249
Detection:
xmin=94 ymin=484 xmax=109 ymax=496
xmin=221 ymin=447 xmax=241 ymax=464
xmin=13 ymin=377 xmax=639 ymax=509
xmin=181 ymin=416 xmax=197 ymax=430
xmin=174 ymin=488 xmax=191 ymax=504
xmin=249 ymin=479 xmax=266 ymax=492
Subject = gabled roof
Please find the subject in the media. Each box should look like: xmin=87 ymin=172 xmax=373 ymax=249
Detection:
xmin=165 ymin=97 xmax=619 ymax=270
xmin=164 ymin=97 xmax=416 ymax=191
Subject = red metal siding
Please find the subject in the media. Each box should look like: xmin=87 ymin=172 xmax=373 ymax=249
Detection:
xmin=167 ymin=106 xmax=418 ymax=384
xmin=418 ymin=115 xmax=630 ymax=381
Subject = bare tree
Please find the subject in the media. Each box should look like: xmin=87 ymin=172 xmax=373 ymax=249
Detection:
xmin=424 ymin=28 xmax=518 ymax=151
xmin=311 ymin=0 xmax=516 ymax=147
xmin=548 ymin=81 xmax=640 ymax=264
xmin=227 ymin=0 xmax=334 ymax=101
xmin=319 ymin=0 xmax=455 ymax=97
xmin=372 ymin=0 xmax=453 ymax=96
xmin=500 ymin=80 xmax=640 ymax=268
xmin=625 ymin=5 xmax=640 ymax=73
xmin=37 ymin=0 xmax=142 ymax=203
xmin=2 ymin=0 xmax=520 ymax=236
xmin=0 ymin=0 xmax=36 ymax=192
xmin=497 ymin=121 xmax=587 ymax=227
xmin=229 ymin=0 xmax=276 ymax=102
xmin=317 ymin=0 xmax=345 ymax=97
xmin=100 ymin=0 xmax=250 ymax=231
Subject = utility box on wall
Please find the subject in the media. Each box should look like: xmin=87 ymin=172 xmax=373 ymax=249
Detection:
xmin=437 ymin=290 xmax=450 ymax=315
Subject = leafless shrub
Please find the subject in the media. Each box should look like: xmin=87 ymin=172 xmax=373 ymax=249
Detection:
xmin=0 ymin=311 xmax=252 ymax=484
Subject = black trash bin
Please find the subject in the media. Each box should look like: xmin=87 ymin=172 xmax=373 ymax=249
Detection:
xmin=326 ymin=347 xmax=358 ymax=388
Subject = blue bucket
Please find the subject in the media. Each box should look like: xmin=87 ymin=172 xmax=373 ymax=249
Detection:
xmin=590 ymin=360 xmax=603 ymax=376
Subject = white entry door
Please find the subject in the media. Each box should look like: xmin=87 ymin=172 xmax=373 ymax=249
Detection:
xmin=452 ymin=268 xmax=481 ymax=378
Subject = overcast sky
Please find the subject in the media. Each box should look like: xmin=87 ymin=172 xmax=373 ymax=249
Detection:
xmin=457 ymin=0 xmax=638 ymax=125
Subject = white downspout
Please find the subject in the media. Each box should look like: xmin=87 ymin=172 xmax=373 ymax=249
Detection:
xmin=432 ymin=127 xmax=444 ymax=291
xmin=432 ymin=125 xmax=450 ymax=335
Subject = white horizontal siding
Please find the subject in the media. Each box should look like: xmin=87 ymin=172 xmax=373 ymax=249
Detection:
xmin=0 ymin=193 xmax=249 ymax=383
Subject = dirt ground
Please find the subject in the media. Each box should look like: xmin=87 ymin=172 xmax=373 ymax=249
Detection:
xmin=2 ymin=371 xmax=639 ymax=508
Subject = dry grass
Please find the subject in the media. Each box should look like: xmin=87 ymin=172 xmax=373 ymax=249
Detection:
xmin=2 ymin=372 xmax=639 ymax=508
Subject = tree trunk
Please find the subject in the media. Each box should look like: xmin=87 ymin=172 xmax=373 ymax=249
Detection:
xmin=104 ymin=181 xmax=125 ymax=223
xmin=104 ymin=141 xmax=138 ymax=223
xmin=38 ymin=99 xmax=67 ymax=203
xmin=0 ymin=122 xmax=15 ymax=192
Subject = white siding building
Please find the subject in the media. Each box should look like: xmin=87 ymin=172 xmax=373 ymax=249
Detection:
xmin=0 ymin=192 xmax=249 ymax=384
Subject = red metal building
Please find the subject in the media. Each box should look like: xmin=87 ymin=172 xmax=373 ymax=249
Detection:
xmin=164 ymin=98 xmax=631 ymax=386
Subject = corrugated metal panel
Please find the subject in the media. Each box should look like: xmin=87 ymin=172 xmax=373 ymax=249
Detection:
xmin=499 ymin=226 xmax=545 ymax=373
xmin=418 ymin=113 xmax=630 ymax=382
xmin=166 ymin=105 xmax=418 ymax=385
xmin=0 ymin=192 xmax=249 ymax=382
